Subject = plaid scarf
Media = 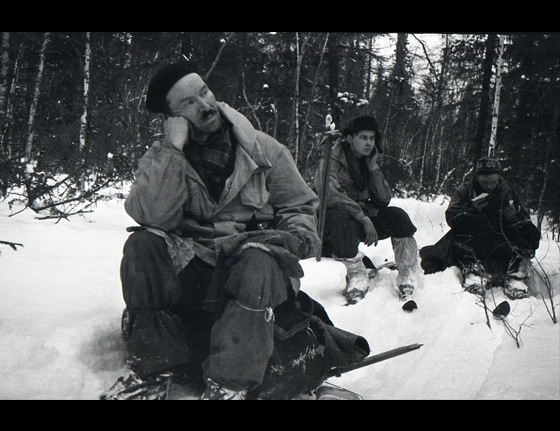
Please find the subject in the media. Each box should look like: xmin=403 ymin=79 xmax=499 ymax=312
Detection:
xmin=185 ymin=123 xmax=235 ymax=201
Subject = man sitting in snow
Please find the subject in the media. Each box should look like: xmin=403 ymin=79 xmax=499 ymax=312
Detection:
xmin=101 ymin=62 xmax=369 ymax=400
xmin=313 ymin=116 xmax=419 ymax=304
xmin=420 ymin=157 xmax=540 ymax=299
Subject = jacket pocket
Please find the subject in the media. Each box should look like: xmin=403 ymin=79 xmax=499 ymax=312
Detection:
xmin=337 ymin=168 xmax=354 ymax=190
xmin=240 ymin=170 xmax=270 ymax=209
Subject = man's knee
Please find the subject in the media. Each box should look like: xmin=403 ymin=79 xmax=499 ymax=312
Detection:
xmin=226 ymin=248 xmax=289 ymax=310
xmin=122 ymin=231 xmax=173 ymax=271
xmin=124 ymin=230 xmax=167 ymax=253
xmin=121 ymin=231 xmax=180 ymax=309
xmin=323 ymin=209 xmax=360 ymax=258
xmin=383 ymin=206 xmax=411 ymax=222
xmin=381 ymin=207 xmax=417 ymax=238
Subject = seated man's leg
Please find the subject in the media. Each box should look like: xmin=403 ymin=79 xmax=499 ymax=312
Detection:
xmin=505 ymin=220 xmax=541 ymax=259
xmin=171 ymin=257 xmax=217 ymax=385
xmin=371 ymin=207 xmax=419 ymax=298
xmin=371 ymin=206 xmax=417 ymax=240
xmin=451 ymin=216 xmax=537 ymax=275
xmin=449 ymin=221 xmax=500 ymax=294
xmin=450 ymin=214 xmax=498 ymax=267
xmin=120 ymin=231 xmax=192 ymax=378
xmin=322 ymin=208 xmax=369 ymax=303
xmin=322 ymin=208 xmax=360 ymax=259
xmin=502 ymin=221 xmax=541 ymax=299
xmin=448 ymin=216 xmax=514 ymax=294
xmin=202 ymin=248 xmax=290 ymax=397
xmin=103 ymin=231 xmax=207 ymax=400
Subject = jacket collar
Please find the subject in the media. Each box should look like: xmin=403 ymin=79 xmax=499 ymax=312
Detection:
xmin=218 ymin=102 xmax=271 ymax=167
xmin=332 ymin=140 xmax=349 ymax=166
xmin=213 ymin=103 xmax=272 ymax=211
xmin=218 ymin=103 xmax=255 ymax=151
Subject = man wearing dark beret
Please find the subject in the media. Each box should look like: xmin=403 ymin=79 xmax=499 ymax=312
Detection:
xmin=101 ymin=62 xmax=369 ymax=400
xmin=420 ymin=157 xmax=540 ymax=300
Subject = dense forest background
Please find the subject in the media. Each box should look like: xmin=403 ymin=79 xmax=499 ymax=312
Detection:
xmin=0 ymin=32 xmax=558 ymax=235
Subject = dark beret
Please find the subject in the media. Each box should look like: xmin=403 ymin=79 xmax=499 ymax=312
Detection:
xmin=145 ymin=62 xmax=199 ymax=114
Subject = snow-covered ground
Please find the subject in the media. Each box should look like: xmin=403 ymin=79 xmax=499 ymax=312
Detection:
xmin=1 ymin=190 xmax=558 ymax=400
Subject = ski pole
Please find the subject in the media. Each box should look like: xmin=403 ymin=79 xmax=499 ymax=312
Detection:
xmin=316 ymin=115 xmax=340 ymax=261
xmin=326 ymin=343 xmax=423 ymax=378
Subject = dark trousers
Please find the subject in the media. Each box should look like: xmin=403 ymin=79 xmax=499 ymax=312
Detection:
xmin=322 ymin=206 xmax=417 ymax=258
xmin=120 ymin=231 xmax=291 ymax=391
xmin=450 ymin=215 xmax=540 ymax=274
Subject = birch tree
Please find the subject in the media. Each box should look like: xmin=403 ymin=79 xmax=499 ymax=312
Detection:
xmin=0 ymin=32 xmax=9 ymax=114
xmin=0 ymin=32 xmax=13 ymax=157
xmin=473 ymin=33 xmax=497 ymax=165
xmin=293 ymin=32 xmax=311 ymax=165
xmin=78 ymin=31 xmax=91 ymax=152
xmin=488 ymin=34 xmax=505 ymax=157
xmin=25 ymin=32 xmax=49 ymax=162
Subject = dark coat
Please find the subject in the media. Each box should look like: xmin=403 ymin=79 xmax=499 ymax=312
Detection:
xmin=445 ymin=177 xmax=531 ymax=231
xmin=420 ymin=177 xmax=540 ymax=275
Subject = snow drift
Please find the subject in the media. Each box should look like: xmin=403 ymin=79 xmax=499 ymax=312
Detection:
xmin=1 ymin=190 xmax=558 ymax=400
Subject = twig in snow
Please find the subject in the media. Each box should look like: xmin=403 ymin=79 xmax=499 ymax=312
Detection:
xmin=0 ymin=240 xmax=24 ymax=256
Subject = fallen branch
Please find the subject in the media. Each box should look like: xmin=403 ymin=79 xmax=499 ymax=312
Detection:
xmin=496 ymin=306 xmax=536 ymax=348
xmin=0 ymin=240 xmax=24 ymax=251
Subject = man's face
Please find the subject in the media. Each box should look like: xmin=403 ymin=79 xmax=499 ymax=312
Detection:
xmin=477 ymin=173 xmax=500 ymax=193
xmin=166 ymin=73 xmax=221 ymax=137
xmin=349 ymin=130 xmax=377 ymax=158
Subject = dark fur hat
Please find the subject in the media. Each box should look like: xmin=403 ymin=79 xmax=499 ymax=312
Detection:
xmin=349 ymin=116 xmax=379 ymax=135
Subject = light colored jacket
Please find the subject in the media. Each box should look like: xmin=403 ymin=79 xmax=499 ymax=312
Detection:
xmin=314 ymin=141 xmax=392 ymax=222
xmin=125 ymin=102 xmax=320 ymax=268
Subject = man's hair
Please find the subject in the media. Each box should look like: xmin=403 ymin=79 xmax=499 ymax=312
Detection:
xmin=145 ymin=62 xmax=200 ymax=114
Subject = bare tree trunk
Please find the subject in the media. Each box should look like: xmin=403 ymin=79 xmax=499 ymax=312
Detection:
xmin=473 ymin=33 xmax=497 ymax=165
xmin=488 ymin=35 xmax=505 ymax=157
xmin=434 ymin=122 xmax=445 ymax=186
xmin=0 ymin=32 xmax=12 ymax=156
xmin=3 ymin=45 xmax=23 ymax=159
xmin=300 ymin=32 xmax=329 ymax=171
xmin=327 ymin=32 xmax=341 ymax=126
xmin=0 ymin=32 xmax=9 ymax=113
xmin=204 ymin=32 xmax=235 ymax=81
xmin=365 ymin=35 xmax=373 ymax=99
xmin=419 ymin=116 xmax=441 ymax=189
xmin=294 ymin=32 xmax=303 ymax=164
xmin=79 ymin=31 xmax=91 ymax=152
xmin=418 ymin=121 xmax=430 ymax=188
xmin=25 ymin=32 xmax=50 ymax=161
xmin=382 ymin=33 xmax=410 ymax=155
xmin=537 ymin=102 xmax=560 ymax=231
xmin=241 ymin=69 xmax=263 ymax=131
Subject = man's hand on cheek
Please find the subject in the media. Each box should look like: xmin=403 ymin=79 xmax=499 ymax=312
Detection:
xmin=163 ymin=116 xmax=190 ymax=151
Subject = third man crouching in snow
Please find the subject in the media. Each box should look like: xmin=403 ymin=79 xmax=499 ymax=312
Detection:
xmin=420 ymin=157 xmax=540 ymax=300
